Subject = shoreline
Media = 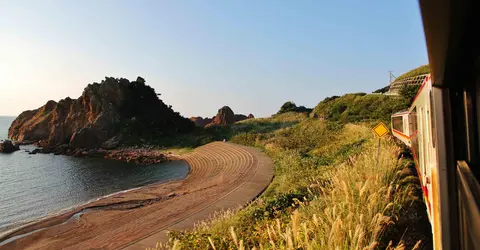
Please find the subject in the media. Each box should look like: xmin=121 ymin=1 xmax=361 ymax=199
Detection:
xmin=0 ymin=142 xmax=274 ymax=250
xmin=0 ymin=178 xmax=185 ymax=247
xmin=0 ymin=143 xmax=183 ymax=238
xmin=0 ymin=160 xmax=188 ymax=244
xmin=20 ymin=143 xmax=176 ymax=165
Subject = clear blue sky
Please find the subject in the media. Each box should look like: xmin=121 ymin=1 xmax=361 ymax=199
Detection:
xmin=0 ymin=1 xmax=427 ymax=118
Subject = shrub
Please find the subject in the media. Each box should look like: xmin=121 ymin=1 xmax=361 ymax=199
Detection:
xmin=230 ymin=132 xmax=258 ymax=146
xmin=277 ymin=101 xmax=298 ymax=114
xmin=277 ymin=102 xmax=312 ymax=115
xmin=373 ymin=85 xmax=390 ymax=93
xmin=399 ymin=83 xmax=421 ymax=104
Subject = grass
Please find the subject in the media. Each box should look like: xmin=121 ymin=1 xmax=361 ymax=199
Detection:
xmin=394 ymin=65 xmax=430 ymax=81
xmin=148 ymin=112 xmax=422 ymax=249
xmin=310 ymin=94 xmax=409 ymax=125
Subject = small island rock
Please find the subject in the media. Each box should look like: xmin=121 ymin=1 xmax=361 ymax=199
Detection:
xmin=0 ymin=140 xmax=20 ymax=153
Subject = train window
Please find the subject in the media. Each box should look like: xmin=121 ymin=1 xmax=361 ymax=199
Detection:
xmin=430 ymin=91 xmax=436 ymax=148
xmin=410 ymin=107 xmax=418 ymax=134
xmin=392 ymin=116 xmax=403 ymax=133
xmin=410 ymin=107 xmax=419 ymax=162
xmin=463 ymin=91 xmax=478 ymax=165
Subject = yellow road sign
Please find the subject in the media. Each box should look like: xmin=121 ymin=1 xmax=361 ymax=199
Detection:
xmin=372 ymin=122 xmax=390 ymax=137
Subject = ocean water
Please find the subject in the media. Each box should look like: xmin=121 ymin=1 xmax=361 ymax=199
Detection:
xmin=0 ymin=116 xmax=189 ymax=232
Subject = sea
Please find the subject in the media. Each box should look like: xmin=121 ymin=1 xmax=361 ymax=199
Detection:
xmin=0 ymin=116 xmax=189 ymax=232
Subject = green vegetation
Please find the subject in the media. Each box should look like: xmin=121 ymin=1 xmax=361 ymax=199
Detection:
xmin=399 ymin=84 xmax=421 ymax=104
xmin=277 ymin=101 xmax=312 ymax=115
xmin=141 ymin=80 xmax=425 ymax=249
xmin=395 ymin=64 xmax=430 ymax=81
xmin=373 ymin=85 xmax=390 ymax=94
xmin=110 ymin=76 xmax=195 ymax=144
xmin=151 ymin=107 xmax=421 ymax=249
xmin=310 ymin=93 xmax=409 ymax=124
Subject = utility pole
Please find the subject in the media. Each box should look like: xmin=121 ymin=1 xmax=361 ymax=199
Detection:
xmin=389 ymin=71 xmax=397 ymax=84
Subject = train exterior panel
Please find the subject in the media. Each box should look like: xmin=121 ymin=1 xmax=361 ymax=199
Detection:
xmin=391 ymin=74 xmax=442 ymax=247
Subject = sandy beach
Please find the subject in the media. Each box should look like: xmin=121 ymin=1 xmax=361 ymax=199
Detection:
xmin=0 ymin=142 xmax=274 ymax=250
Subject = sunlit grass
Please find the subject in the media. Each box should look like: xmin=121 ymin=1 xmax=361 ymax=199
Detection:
xmin=150 ymin=115 xmax=420 ymax=249
xmin=394 ymin=64 xmax=430 ymax=81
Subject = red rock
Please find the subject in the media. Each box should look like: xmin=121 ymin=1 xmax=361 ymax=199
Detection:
xmin=193 ymin=107 xmax=254 ymax=128
xmin=69 ymin=128 xmax=99 ymax=149
xmin=205 ymin=106 xmax=235 ymax=128
xmin=8 ymin=77 xmax=193 ymax=150
xmin=189 ymin=117 xmax=213 ymax=127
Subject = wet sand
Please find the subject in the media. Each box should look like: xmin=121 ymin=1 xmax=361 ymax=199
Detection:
xmin=0 ymin=142 xmax=274 ymax=250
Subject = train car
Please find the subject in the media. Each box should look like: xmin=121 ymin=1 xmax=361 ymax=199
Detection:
xmin=390 ymin=1 xmax=480 ymax=249
xmin=392 ymin=71 xmax=480 ymax=249
xmin=392 ymin=75 xmax=437 ymax=223
xmin=391 ymin=111 xmax=411 ymax=146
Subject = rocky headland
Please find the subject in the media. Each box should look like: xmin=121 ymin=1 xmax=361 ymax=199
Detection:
xmin=8 ymin=77 xmax=194 ymax=164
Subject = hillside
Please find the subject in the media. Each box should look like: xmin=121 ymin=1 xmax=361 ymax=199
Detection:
xmin=395 ymin=64 xmax=430 ymax=81
xmin=310 ymin=93 xmax=409 ymax=124
xmin=372 ymin=64 xmax=430 ymax=95
xmin=153 ymin=92 xmax=430 ymax=249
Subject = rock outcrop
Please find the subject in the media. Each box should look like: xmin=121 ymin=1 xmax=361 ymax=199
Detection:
xmin=100 ymin=135 xmax=122 ymax=150
xmin=0 ymin=140 xmax=20 ymax=153
xmin=104 ymin=148 xmax=167 ymax=165
xmin=9 ymin=77 xmax=194 ymax=150
xmin=69 ymin=127 xmax=100 ymax=149
xmin=248 ymin=114 xmax=255 ymax=119
xmin=234 ymin=114 xmax=248 ymax=122
xmin=193 ymin=107 xmax=254 ymax=128
xmin=205 ymin=106 xmax=235 ymax=128
xmin=189 ymin=117 xmax=214 ymax=127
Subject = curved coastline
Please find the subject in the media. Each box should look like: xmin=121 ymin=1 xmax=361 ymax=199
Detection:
xmin=0 ymin=159 xmax=189 ymax=245
xmin=0 ymin=142 xmax=274 ymax=250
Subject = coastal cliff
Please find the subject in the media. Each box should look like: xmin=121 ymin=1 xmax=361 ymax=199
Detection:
xmin=9 ymin=77 xmax=194 ymax=150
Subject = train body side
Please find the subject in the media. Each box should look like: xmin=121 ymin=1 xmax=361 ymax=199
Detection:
xmin=391 ymin=74 xmax=441 ymax=247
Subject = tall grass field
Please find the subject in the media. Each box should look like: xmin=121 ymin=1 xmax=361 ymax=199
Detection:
xmin=149 ymin=108 xmax=427 ymax=250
